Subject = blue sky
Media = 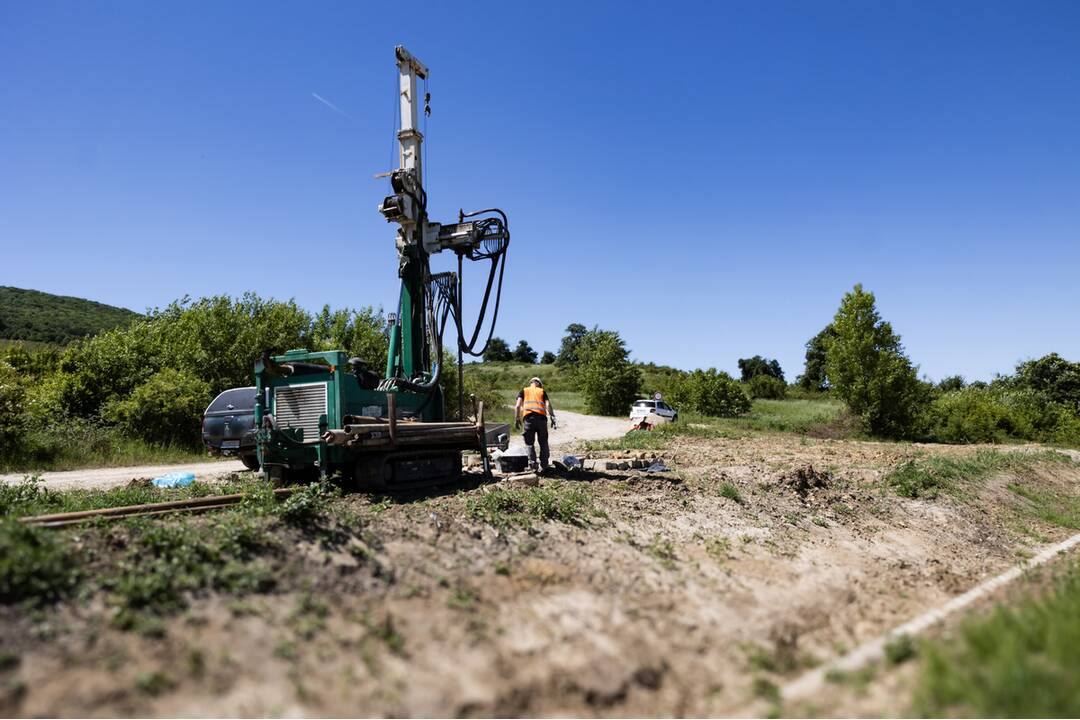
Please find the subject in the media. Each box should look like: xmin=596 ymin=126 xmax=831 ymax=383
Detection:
xmin=2 ymin=0 xmax=1077 ymax=382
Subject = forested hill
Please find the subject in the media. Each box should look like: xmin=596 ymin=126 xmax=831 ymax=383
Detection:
xmin=0 ymin=286 xmax=141 ymax=344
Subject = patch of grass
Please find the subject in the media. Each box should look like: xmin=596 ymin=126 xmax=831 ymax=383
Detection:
xmin=585 ymin=398 xmax=845 ymax=452
xmin=0 ymin=519 xmax=80 ymax=605
xmin=913 ymin=560 xmax=1080 ymax=717
xmin=465 ymin=483 xmax=593 ymax=528
xmin=752 ymin=676 xmax=780 ymax=702
xmin=134 ymin=670 xmax=175 ymax=696
xmin=289 ymin=592 xmax=329 ymax=639
xmin=365 ymin=613 xmax=405 ymax=655
xmin=645 ymin=533 xmax=677 ymax=568
xmin=447 ymin=585 xmax=478 ymax=610
xmin=1008 ymin=483 xmax=1080 ymax=530
xmin=1 ymin=473 xmax=260 ymax=519
xmin=884 ymin=633 xmax=916 ymax=666
xmin=0 ymin=425 xmax=212 ymax=474
xmin=886 ymin=449 xmax=1074 ymax=499
xmin=719 ymin=482 xmax=744 ymax=505
xmin=705 ymin=536 xmax=732 ymax=562
xmin=825 ymin=663 xmax=878 ymax=692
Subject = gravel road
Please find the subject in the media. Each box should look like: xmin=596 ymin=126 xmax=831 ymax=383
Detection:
xmin=0 ymin=410 xmax=628 ymax=491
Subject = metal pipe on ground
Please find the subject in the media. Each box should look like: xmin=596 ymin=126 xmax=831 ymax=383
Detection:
xmin=19 ymin=488 xmax=297 ymax=528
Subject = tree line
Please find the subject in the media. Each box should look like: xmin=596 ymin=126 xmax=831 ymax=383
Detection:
xmin=1 ymin=286 xmax=1076 ymax=469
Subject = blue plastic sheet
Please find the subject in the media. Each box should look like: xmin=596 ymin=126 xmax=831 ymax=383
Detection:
xmin=152 ymin=471 xmax=196 ymax=488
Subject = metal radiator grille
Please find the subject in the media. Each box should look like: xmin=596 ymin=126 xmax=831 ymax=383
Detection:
xmin=273 ymin=382 xmax=328 ymax=444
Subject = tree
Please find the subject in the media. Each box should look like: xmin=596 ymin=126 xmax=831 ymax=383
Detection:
xmin=798 ymin=325 xmax=835 ymax=392
xmin=511 ymin=340 xmax=538 ymax=364
xmin=937 ymin=375 xmax=966 ymax=393
xmin=577 ymin=329 xmax=641 ymax=415
xmin=825 ymin=285 xmax=926 ymax=438
xmin=311 ymin=305 xmax=388 ymax=372
xmin=1011 ymin=353 xmax=1080 ymax=410
xmin=555 ymin=323 xmax=588 ymax=366
xmin=738 ymin=355 xmax=784 ymax=383
xmin=540 ymin=350 xmax=557 ymax=365
xmin=482 ymin=337 xmax=512 ymax=362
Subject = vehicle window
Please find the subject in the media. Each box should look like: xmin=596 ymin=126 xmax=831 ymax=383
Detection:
xmin=633 ymin=401 xmax=656 ymax=408
xmin=208 ymin=387 xmax=257 ymax=412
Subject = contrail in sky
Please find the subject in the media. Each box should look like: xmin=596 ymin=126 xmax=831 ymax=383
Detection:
xmin=311 ymin=92 xmax=350 ymax=118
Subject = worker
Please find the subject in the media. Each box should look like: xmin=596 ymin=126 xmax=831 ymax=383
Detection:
xmin=514 ymin=376 xmax=557 ymax=472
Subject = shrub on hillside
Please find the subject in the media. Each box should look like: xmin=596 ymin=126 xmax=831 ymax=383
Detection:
xmin=103 ymin=368 xmax=211 ymax=447
xmin=577 ymin=330 xmax=641 ymax=416
xmin=667 ymin=369 xmax=750 ymax=417
xmin=749 ymin=375 xmax=787 ymax=400
xmin=926 ymin=386 xmax=1023 ymax=444
xmin=57 ymin=294 xmax=313 ymax=418
xmin=924 ymin=385 xmax=1080 ymax=446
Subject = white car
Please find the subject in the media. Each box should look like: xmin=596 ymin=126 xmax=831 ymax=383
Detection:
xmin=629 ymin=399 xmax=678 ymax=424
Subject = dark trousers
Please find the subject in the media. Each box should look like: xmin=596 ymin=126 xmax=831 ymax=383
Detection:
xmin=523 ymin=413 xmax=549 ymax=468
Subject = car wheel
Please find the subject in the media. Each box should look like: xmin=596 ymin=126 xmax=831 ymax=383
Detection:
xmin=240 ymin=453 xmax=260 ymax=471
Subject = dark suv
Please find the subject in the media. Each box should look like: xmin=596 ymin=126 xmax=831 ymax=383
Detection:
xmin=201 ymin=387 xmax=259 ymax=470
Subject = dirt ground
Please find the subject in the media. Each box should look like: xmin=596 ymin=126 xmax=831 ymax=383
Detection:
xmin=2 ymin=432 xmax=1079 ymax=717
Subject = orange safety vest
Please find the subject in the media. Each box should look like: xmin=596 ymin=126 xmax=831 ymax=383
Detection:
xmin=522 ymin=386 xmax=547 ymax=416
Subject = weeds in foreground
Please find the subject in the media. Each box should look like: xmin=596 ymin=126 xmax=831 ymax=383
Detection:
xmin=884 ymin=633 xmax=916 ymax=665
xmin=719 ymin=482 xmax=745 ymax=505
xmin=0 ymin=473 xmax=257 ymax=518
xmin=914 ymin=561 xmax=1080 ymax=716
xmin=0 ymin=519 xmax=80 ymax=605
xmin=645 ymin=533 xmax=677 ymax=568
xmin=465 ymin=483 xmax=593 ymax=528
xmin=705 ymin=536 xmax=732 ymax=562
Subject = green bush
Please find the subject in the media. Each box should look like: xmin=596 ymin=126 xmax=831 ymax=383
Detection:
xmin=749 ymin=375 xmax=787 ymax=400
xmin=577 ymin=330 xmax=642 ymax=416
xmin=825 ymin=285 xmax=927 ymax=438
xmin=926 ymin=386 xmax=1020 ymax=444
xmin=103 ymin=368 xmax=211 ymax=447
xmin=667 ymin=369 xmax=751 ymax=417
xmin=0 ymin=519 xmax=80 ymax=605
xmin=0 ymin=361 xmax=27 ymax=447
xmin=925 ymin=385 xmax=1080 ymax=446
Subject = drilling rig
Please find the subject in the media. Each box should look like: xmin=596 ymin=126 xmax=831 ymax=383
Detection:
xmin=253 ymin=46 xmax=510 ymax=488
